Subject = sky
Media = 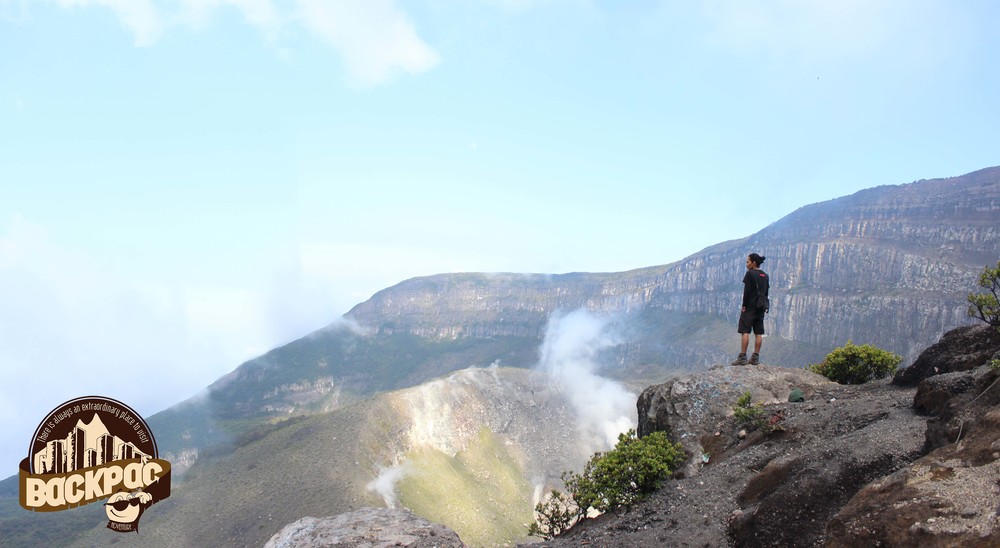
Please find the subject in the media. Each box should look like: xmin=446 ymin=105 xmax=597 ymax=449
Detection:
xmin=2 ymin=0 xmax=999 ymax=473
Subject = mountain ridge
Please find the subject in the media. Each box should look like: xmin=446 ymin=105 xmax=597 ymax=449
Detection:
xmin=144 ymin=164 xmax=1000 ymax=471
xmin=2 ymin=165 xmax=999 ymax=546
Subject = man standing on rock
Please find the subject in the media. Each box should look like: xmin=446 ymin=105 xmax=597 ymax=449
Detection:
xmin=732 ymin=253 xmax=769 ymax=366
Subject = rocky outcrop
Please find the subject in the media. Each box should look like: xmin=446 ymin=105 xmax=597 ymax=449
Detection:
xmin=264 ymin=508 xmax=464 ymax=548
xmin=540 ymin=374 xmax=925 ymax=547
xmin=827 ymin=363 xmax=1000 ymax=547
xmin=727 ymin=381 xmax=924 ymax=547
xmin=894 ymin=323 xmax=1000 ymax=386
xmin=829 ymin=325 xmax=1000 ymax=547
xmin=826 ymin=411 xmax=1000 ymax=547
xmin=536 ymin=324 xmax=1000 ymax=548
xmin=921 ymin=364 xmax=1000 ymax=451
xmin=636 ymin=364 xmax=836 ymax=476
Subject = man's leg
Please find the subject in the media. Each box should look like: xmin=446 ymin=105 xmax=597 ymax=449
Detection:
xmin=732 ymin=332 xmax=751 ymax=365
xmin=733 ymin=310 xmax=752 ymax=365
xmin=741 ymin=333 xmax=750 ymax=354
xmin=754 ymin=334 xmax=762 ymax=354
xmin=749 ymin=333 xmax=763 ymax=364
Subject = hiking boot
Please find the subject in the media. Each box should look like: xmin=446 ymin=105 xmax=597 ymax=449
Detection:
xmin=731 ymin=353 xmax=748 ymax=366
xmin=749 ymin=353 xmax=760 ymax=365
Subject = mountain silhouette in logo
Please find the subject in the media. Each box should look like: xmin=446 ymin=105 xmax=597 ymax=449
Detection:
xmin=33 ymin=413 xmax=149 ymax=474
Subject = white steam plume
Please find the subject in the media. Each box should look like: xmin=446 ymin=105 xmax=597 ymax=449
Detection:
xmin=366 ymin=463 xmax=409 ymax=508
xmin=537 ymin=309 xmax=636 ymax=454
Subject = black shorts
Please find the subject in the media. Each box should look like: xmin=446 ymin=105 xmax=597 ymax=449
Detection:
xmin=738 ymin=308 xmax=765 ymax=335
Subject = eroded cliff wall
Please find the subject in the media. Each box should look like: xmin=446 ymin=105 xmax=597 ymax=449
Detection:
xmin=347 ymin=167 xmax=1000 ymax=364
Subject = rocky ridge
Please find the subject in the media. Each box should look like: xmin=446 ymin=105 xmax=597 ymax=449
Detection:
xmin=264 ymin=508 xmax=464 ymax=548
xmin=249 ymin=324 xmax=999 ymax=548
xmin=6 ymin=167 xmax=998 ymax=547
xmin=146 ymin=166 xmax=1000 ymax=475
xmin=532 ymin=323 xmax=1000 ymax=547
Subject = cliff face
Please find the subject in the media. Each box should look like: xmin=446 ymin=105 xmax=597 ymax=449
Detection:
xmin=348 ymin=167 xmax=1000 ymax=362
xmin=346 ymin=269 xmax=671 ymax=340
xmin=132 ymin=165 xmax=1000 ymax=487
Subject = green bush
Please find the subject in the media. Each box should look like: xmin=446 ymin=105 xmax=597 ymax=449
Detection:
xmin=733 ymin=391 xmax=767 ymax=431
xmin=733 ymin=391 xmax=765 ymax=430
xmin=565 ymin=429 xmax=685 ymax=513
xmin=732 ymin=391 xmax=785 ymax=434
xmin=530 ymin=429 xmax=685 ymax=538
xmin=808 ymin=341 xmax=902 ymax=384
xmin=968 ymin=260 xmax=1000 ymax=328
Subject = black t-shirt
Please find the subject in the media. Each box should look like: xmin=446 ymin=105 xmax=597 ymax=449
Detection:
xmin=742 ymin=269 xmax=769 ymax=308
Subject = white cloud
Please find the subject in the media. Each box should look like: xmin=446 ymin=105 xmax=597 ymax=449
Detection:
xmin=294 ymin=0 xmax=440 ymax=87
xmin=52 ymin=0 xmax=440 ymax=87
xmin=176 ymin=0 xmax=282 ymax=36
xmin=0 ymin=216 xmax=291 ymax=472
xmin=59 ymin=0 xmax=163 ymax=46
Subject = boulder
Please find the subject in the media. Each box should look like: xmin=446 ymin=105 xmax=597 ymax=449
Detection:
xmin=264 ymin=507 xmax=464 ymax=548
xmin=726 ymin=380 xmax=925 ymax=547
xmin=827 ymin=396 xmax=1000 ymax=547
xmin=827 ymin=353 xmax=1000 ymax=547
xmin=636 ymin=364 xmax=835 ymax=476
xmin=922 ymin=365 xmax=1000 ymax=453
xmin=893 ymin=323 xmax=1000 ymax=387
xmin=540 ymin=370 xmax=924 ymax=548
xmin=534 ymin=328 xmax=1000 ymax=548
xmin=913 ymin=369 xmax=979 ymax=416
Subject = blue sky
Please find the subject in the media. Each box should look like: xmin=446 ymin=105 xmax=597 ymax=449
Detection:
xmin=2 ymin=0 xmax=998 ymax=472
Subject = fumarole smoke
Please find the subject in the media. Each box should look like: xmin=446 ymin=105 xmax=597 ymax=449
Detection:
xmin=366 ymin=463 xmax=409 ymax=508
xmin=537 ymin=309 xmax=636 ymax=455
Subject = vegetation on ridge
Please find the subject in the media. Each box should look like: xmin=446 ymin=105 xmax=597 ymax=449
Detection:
xmin=808 ymin=341 xmax=902 ymax=385
xmin=733 ymin=391 xmax=785 ymax=434
xmin=529 ymin=429 xmax=684 ymax=539
xmin=968 ymin=259 xmax=1000 ymax=329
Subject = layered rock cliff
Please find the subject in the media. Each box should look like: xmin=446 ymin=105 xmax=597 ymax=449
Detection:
xmin=152 ymin=166 xmax=998 ymax=451
xmin=138 ymin=165 xmax=999 ymax=494
xmin=348 ymin=167 xmax=1000 ymax=363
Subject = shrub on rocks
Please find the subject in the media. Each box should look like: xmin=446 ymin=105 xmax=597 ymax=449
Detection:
xmin=967 ymin=259 xmax=1000 ymax=328
xmin=808 ymin=341 xmax=902 ymax=385
xmin=530 ymin=429 xmax=685 ymax=539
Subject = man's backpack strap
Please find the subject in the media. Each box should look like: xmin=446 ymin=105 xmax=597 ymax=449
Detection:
xmin=753 ymin=270 xmax=769 ymax=312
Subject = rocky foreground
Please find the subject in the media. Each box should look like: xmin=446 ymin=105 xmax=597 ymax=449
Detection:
xmin=265 ymin=508 xmax=464 ymax=548
xmin=266 ymin=324 xmax=1000 ymax=547
xmin=538 ymin=323 xmax=1000 ymax=547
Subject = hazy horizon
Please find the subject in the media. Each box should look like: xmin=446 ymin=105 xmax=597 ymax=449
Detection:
xmin=3 ymin=0 xmax=1000 ymax=474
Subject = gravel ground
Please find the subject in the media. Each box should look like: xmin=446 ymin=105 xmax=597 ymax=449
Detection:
xmin=528 ymin=377 xmax=923 ymax=548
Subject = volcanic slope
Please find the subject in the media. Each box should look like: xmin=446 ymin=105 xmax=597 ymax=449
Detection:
xmin=66 ymin=366 xmax=611 ymax=548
